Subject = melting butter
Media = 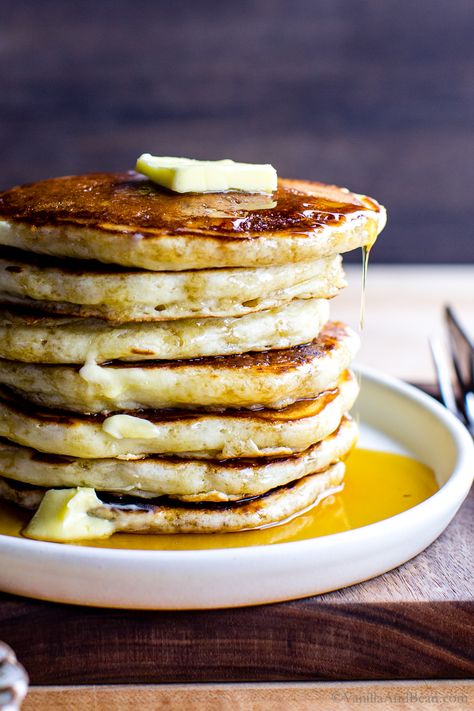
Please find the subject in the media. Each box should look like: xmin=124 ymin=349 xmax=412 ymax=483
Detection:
xmin=79 ymin=354 xmax=122 ymax=398
xmin=103 ymin=414 xmax=158 ymax=440
xmin=136 ymin=155 xmax=277 ymax=194
xmin=23 ymin=488 xmax=115 ymax=542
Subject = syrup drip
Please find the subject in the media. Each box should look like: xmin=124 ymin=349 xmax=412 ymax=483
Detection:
xmin=0 ymin=449 xmax=438 ymax=550
xmin=360 ymin=244 xmax=371 ymax=330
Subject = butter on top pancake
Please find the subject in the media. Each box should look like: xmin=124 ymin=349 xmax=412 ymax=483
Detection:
xmin=0 ymin=247 xmax=344 ymax=321
xmin=0 ymin=298 xmax=330 ymax=364
xmin=0 ymin=461 xmax=345 ymax=535
xmin=0 ymin=173 xmax=386 ymax=270
xmin=0 ymin=416 xmax=357 ymax=501
xmin=0 ymin=370 xmax=359 ymax=459
xmin=0 ymin=322 xmax=359 ymax=412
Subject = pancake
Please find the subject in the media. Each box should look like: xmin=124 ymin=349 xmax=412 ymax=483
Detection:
xmin=0 ymin=370 xmax=359 ymax=458
xmin=0 ymin=416 xmax=357 ymax=501
xmin=1 ymin=273 xmax=335 ymax=321
xmin=0 ymin=298 xmax=330 ymax=364
xmin=0 ymin=247 xmax=345 ymax=321
xmin=0 ymin=322 xmax=359 ymax=412
xmin=0 ymin=461 xmax=345 ymax=534
xmin=0 ymin=173 xmax=386 ymax=270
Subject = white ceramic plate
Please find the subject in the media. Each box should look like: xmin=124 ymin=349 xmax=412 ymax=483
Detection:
xmin=0 ymin=366 xmax=472 ymax=609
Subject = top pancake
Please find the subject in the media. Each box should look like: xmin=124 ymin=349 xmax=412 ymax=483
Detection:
xmin=0 ymin=173 xmax=386 ymax=270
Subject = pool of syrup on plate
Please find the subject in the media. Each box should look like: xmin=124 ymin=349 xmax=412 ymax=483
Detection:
xmin=0 ymin=448 xmax=438 ymax=550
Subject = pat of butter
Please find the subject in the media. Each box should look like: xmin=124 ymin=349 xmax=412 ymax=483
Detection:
xmin=136 ymin=154 xmax=277 ymax=194
xmin=79 ymin=354 xmax=122 ymax=398
xmin=103 ymin=414 xmax=157 ymax=440
xmin=24 ymin=488 xmax=115 ymax=542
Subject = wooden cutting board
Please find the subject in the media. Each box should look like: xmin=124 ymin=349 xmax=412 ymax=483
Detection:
xmin=0 ymin=386 xmax=472 ymax=684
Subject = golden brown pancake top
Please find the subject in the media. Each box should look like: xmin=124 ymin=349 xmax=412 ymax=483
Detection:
xmin=0 ymin=172 xmax=381 ymax=239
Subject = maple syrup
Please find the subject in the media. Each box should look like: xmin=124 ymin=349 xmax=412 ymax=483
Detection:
xmin=0 ymin=448 xmax=438 ymax=550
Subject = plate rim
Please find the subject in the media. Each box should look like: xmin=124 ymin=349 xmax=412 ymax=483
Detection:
xmin=0 ymin=364 xmax=473 ymax=563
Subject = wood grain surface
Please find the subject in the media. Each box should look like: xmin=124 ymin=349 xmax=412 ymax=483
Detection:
xmin=23 ymin=682 xmax=474 ymax=711
xmin=1 ymin=0 xmax=473 ymax=263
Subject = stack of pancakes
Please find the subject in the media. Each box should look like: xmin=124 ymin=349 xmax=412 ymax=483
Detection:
xmin=0 ymin=173 xmax=385 ymax=538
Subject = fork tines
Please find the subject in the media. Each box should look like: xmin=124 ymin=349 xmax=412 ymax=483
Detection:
xmin=434 ymin=306 xmax=474 ymax=436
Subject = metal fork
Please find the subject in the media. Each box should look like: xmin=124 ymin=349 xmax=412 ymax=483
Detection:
xmin=430 ymin=306 xmax=474 ymax=437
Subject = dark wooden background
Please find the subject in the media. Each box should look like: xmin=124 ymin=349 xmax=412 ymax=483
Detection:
xmin=1 ymin=0 xmax=473 ymax=263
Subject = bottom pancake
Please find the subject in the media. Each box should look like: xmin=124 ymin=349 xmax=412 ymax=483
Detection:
xmin=0 ymin=416 xmax=357 ymax=501
xmin=0 ymin=461 xmax=345 ymax=537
